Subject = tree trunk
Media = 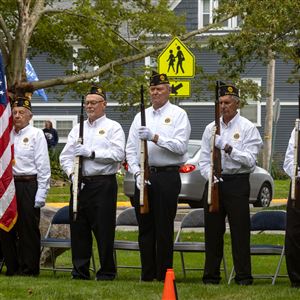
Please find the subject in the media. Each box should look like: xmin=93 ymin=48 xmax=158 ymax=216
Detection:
xmin=263 ymin=51 xmax=275 ymax=172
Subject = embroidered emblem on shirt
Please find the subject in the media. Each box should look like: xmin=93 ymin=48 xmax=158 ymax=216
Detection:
xmin=233 ymin=132 xmax=240 ymax=140
xmin=23 ymin=137 xmax=29 ymax=144
xmin=164 ymin=117 xmax=171 ymax=124
xmin=99 ymin=129 xmax=105 ymax=135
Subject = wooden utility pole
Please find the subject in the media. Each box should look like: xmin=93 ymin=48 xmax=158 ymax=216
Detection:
xmin=263 ymin=50 xmax=275 ymax=171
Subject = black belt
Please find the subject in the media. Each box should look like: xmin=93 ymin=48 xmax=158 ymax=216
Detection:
xmin=221 ymin=173 xmax=250 ymax=181
xmin=149 ymin=166 xmax=180 ymax=173
xmin=14 ymin=175 xmax=37 ymax=182
xmin=82 ymin=174 xmax=115 ymax=183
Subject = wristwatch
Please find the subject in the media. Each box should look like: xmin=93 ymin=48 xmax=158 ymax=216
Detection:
xmin=89 ymin=151 xmax=95 ymax=160
xmin=152 ymin=134 xmax=159 ymax=144
xmin=224 ymin=144 xmax=233 ymax=155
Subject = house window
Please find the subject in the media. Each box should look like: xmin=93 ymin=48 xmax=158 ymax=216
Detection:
xmin=56 ymin=120 xmax=74 ymax=138
xmin=31 ymin=115 xmax=78 ymax=144
xmin=239 ymin=78 xmax=262 ymax=126
xmin=72 ymin=45 xmax=99 ymax=82
xmin=198 ymin=0 xmax=242 ymax=29
xmin=145 ymin=56 xmax=157 ymax=68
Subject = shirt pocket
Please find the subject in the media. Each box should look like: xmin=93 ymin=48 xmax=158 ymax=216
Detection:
xmin=15 ymin=139 xmax=35 ymax=166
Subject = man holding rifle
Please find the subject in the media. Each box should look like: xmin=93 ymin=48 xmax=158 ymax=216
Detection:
xmin=126 ymin=71 xmax=191 ymax=281
xmin=199 ymin=83 xmax=262 ymax=285
xmin=60 ymin=85 xmax=125 ymax=281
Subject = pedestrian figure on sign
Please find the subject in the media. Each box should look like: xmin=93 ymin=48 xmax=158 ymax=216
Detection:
xmin=175 ymin=46 xmax=185 ymax=74
xmin=167 ymin=50 xmax=175 ymax=73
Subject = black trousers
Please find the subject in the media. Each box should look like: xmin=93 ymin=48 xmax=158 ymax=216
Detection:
xmin=203 ymin=174 xmax=252 ymax=284
xmin=285 ymin=184 xmax=300 ymax=286
xmin=0 ymin=180 xmax=40 ymax=275
xmin=70 ymin=175 xmax=117 ymax=280
xmin=133 ymin=170 xmax=181 ymax=281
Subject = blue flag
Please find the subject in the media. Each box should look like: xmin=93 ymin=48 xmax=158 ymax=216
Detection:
xmin=25 ymin=59 xmax=48 ymax=101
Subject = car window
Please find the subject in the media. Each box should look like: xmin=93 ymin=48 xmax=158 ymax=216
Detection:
xmin=188 ymin=144 xmax=201 ymax=158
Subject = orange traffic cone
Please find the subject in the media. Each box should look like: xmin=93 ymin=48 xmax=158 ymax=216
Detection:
xmin=162 ymin=268 xmax=178 ymax=300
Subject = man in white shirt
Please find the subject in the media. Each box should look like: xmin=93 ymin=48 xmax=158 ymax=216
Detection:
xmin=199 ymin=83 xmax=263 ymax=285
xmin=60 ymin=85 xmax=125 ymax=281
xmin=0 ymin=94 xmax=50 ymax=276
xmin=126 ymin=71 xmax=191 ymax=281
xmin=283 ymin=127 xmax=300 ymax=288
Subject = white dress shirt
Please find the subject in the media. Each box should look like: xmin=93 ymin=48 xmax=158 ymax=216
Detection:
xmin=60 ymin=115 xmax=125 ymax=177
xmin=284 ymin=128 xmax=296 ymax=179
xmin=126 ymin=101 xmax=191 ymax=175
xmin=199 ymin=112 xmax=263 ymax=180
xmin=13 ymin=124 xmax=51 ymax=201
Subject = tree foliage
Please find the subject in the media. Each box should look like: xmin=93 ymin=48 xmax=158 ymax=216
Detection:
xmin=0 ymin=0 xmax=299 ymax=104
xmin=210 ymin=0 xmax=300 ymax=79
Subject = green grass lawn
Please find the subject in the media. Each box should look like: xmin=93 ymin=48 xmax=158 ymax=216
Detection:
xmin=47 ymin=178 xmax=290 ymax=203
xmin=0 ymin=232 xmax=295 ymax=300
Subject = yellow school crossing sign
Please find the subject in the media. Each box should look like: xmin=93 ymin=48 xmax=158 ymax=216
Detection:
xmin=158 ymin=37 xmax=195 ymax=78
xmin=169 ymin=80 xmax=191 ymax=97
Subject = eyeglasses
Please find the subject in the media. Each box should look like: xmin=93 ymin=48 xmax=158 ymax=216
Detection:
xmin=84 ymin=100 xmax=104 ymax=106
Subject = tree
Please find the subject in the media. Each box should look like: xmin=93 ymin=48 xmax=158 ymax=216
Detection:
xmin=209 ymin=0 xmax=300 ymax=170
xmin=0 ymin=0 xmax=236 ymax=100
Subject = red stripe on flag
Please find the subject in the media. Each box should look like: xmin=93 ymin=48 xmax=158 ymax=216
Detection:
xmin=0 ymin=69 xmax=17 ymax=232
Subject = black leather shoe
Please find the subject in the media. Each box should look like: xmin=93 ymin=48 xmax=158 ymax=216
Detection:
xmin=72 ymin=274 xmax=90 ymax=280
xmin=96 ymin=274 xmax=115 ymax=281
xmin=235 ymin=279 xmax=253 ymax=286
xmin=291 ymin=282 xmax=300 ymax=288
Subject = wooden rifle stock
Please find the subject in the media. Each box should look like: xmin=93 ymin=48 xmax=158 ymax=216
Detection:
xmin=72 ymin=96 xmax=84 ymax=220
xmin=208 ymin=81 xmax=222 ymax=213
xmin=139 ymin=85 xmax=150 ymax=214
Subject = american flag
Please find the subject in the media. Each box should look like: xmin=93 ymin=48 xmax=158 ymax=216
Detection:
xmin=0 ymin=52 xmax=17 ymax=232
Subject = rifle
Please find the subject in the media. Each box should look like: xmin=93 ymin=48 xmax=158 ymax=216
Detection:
xmin=139 ymin=85 xmax=150 ymax=214
xmin=207 ymin=81 xmax=222 ymax=213
xmin=291 ymin=75 xmax=300 ymax=208
xmin=72 ymin=96 xmax=84 ymax=220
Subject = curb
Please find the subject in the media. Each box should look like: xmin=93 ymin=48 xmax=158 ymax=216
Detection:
xmin=46 ymin=200 xmax=287 ymax=209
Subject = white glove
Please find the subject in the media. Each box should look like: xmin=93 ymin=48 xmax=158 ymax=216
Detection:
xmin=215 ymin=135 xmax=227 ymax=150
xmin=135 ymin=173 xmax=151 ymax=190
xmin=74 ymin=144 xmax=92 ymax=158
xmin=213 ymin=176 xmax=223 ymax=183
xmin=34 ymin=190 xmax=46 ymax=208
xmin=69 ymin=173 xmax=74 ymax=183
xmin=136 ymin=174 xmax=141 ymax=190
xmin=138 ymin=126 xmax=154 ymax=141
xmin=34 ymin=200 xmax=45 ymax=208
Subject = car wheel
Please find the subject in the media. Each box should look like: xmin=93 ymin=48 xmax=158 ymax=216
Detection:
xmin=253 ymin=182 xmax=272 ymax=207
xmin=187 ymin=200 xmax=203 ymax=209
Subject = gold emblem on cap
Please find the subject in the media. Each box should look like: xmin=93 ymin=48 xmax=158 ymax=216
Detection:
xmin=23 ymin=137 xmax=29 ymax=143
xmin=233 ymin=133 xmax=240 ymax=139
xmin=160 ymin=75 xmax=165 ymax=81
xmin=99 ymin=129 xmax=105 ymax=135
xmin=97 ymin=88 xmax=102 ymax=94
xmin=228 ymin=86 xmax=233 ymax=93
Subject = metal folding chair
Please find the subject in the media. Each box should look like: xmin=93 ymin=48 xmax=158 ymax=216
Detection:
xmin=228 ymin=210 xmax=286 ymax=285
xmin=40 ymin=205 xmax=96 ymax=275
xmin=113 ymin=207 xmax=140 ymax=272
xmin=173 ymin=208 xmax=228 ymax=280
